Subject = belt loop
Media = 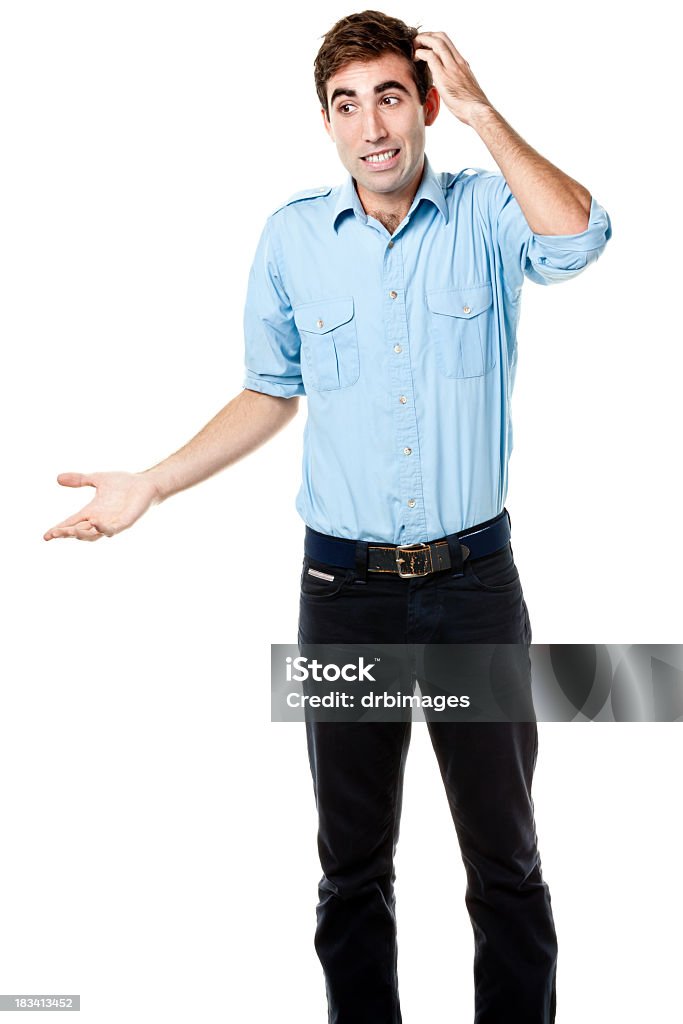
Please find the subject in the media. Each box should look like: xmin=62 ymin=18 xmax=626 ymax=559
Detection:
xmin=447 ymin=535 xmax=465 ymax=577
xmin=354 ymin=540 xmax=369 ymax=583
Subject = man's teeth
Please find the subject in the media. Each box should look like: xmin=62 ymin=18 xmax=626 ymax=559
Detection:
xmin=364 ymin=149 xmax=398 ymax=163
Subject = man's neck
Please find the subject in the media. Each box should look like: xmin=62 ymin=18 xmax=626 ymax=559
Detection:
xmin=355 ymin=156 xmax=426 ymax=235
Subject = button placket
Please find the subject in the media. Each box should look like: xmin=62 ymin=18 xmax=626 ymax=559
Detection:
xmin=383 ymin=235 xmax=426 ymax=543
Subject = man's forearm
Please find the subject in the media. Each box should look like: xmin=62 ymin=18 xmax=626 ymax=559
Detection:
xmin=411 ymin=33 xmax=592 ymax=236
xmin=141 ymin=388 xmax=299 ymax=502
xmin=469 ymin=104 xmax=592 ymax=235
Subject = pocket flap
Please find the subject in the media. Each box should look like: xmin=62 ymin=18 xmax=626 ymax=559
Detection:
xmin=426 ymin=284 xmax=493 ymax=319
xmin=293 ymin=297 xmax=355 ymax=334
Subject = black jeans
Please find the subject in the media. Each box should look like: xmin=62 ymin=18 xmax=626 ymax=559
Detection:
xmin=297 ymin=535 xmax=558 ymax=1024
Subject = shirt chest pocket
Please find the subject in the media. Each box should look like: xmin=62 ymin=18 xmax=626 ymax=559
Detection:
xmin=293 ymin=297 xmax=360 ymax=391
xmin=426 ymin=284 xmax=496 ymax=378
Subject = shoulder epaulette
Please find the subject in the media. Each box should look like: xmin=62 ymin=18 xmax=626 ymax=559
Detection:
xmin=272 ymin=185 xmax=332 ymax=214
xmin=451 ymin=167 xmax=489 ymax=185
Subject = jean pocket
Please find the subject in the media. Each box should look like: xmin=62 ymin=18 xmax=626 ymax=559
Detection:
xmin=466 ymin=543 xmax=520 ymax=591
xmin=294 ymin=296 xmax=360 ymax=390
xmin=300 ymin=556 xmax=356 ymax=600
xmin=427 ymin=284 xmax=495 ymax=378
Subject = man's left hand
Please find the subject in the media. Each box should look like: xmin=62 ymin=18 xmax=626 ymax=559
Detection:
xmin=413 ymin=32 xmax=492 ymax=126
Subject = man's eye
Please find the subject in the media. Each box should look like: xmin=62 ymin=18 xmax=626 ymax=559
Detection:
xmin=381 ymin=96 xmax=399 ymax=106
xmin=338 ymin=103 xmax=355 ymax=114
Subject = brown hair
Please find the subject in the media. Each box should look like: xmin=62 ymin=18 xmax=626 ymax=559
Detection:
xmin=314 ymin=10 xmax=433 ymax=117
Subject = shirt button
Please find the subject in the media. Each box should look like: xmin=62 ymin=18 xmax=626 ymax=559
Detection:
xmin=393 ymin=344 xmax=402 ymax=353
xmin=316 ymin=319 xmax=324 ymax=328
xmin=388 ymin=241 xmax=394 ymax=249
xmin=389 ymin=290 xmax=398 ymax=299
xmin=399 ymin=395 xmax=407 ymax=404
xmin=407 ymin=498 xmax=416 ymax=508
xmin=403 ymin=447 xmax=412 ymax=456
xmin=462 ymin=306 xmax=471 ymax=314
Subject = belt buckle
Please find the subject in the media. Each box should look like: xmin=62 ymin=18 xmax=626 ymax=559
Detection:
xmin=395 ymin=542 xmax=432 ymax=578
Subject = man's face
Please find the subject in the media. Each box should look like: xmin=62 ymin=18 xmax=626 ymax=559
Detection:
xmin=322 ymin=52 xmax=439 ymax=208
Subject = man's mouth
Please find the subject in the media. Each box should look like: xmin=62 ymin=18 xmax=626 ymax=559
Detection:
xmin=361 ymin=148 xmax=400 ymax=165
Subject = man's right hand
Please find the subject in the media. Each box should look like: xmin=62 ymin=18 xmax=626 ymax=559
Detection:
xmin=43 ymin=390 xmax=300 ymax=543
xmin=43 ymin=471 xmax=161 ymax=542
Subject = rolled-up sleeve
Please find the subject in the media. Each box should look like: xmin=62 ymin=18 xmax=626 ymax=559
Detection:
xmin=242 ymin=214 xmax=306 ymax=398
xmin=489 ymin=175 xmax=612 ymax=290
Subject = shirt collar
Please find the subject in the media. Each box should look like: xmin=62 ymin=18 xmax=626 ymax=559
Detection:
xmin=332 ymin=152 xmax=448 ymax=232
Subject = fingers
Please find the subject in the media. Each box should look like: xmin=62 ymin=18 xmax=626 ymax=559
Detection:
xmin=43 ymin=514 xmax=110 ymax=541
xmin=414 ymin=45 xmax=446 ymax=71
xmin=414 ymin=31 xmax=467 ymax=66
xmin=44 ymin=520 xmax=105 ymax=541
xmin=44 ymin=473 xmax=102 ymax=540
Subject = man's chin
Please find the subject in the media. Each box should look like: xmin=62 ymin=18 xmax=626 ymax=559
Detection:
xmin=359 ymin=173 xmax=404 ymax=195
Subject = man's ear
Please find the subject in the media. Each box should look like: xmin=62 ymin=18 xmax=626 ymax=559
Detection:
xmin=321 ymin=106 xmax=334 ymax=141
xmin=423 ymin=86 xmax=440 ymax=127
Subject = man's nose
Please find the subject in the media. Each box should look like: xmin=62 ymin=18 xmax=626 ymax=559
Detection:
xmin=362 ymin=108 xmax=388 ymax=142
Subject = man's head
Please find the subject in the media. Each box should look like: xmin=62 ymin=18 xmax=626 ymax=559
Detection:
xmin=314 ymin=10 xmax=433 ymax=119
xmin=314 ymin=10 xmax=440 ymax=210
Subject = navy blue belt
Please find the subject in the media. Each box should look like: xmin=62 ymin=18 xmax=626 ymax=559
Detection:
xmin=304 ymin=509 xmax=512 ymax=580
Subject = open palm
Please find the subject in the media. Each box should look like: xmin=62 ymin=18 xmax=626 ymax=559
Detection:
xmin=43 ymin=471 xmax=160 ymax=542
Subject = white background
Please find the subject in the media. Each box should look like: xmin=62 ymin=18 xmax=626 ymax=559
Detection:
xmin=1 ymin=0 xmax=681 ymax=1021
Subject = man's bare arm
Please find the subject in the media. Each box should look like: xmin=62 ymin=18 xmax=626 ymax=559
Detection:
xmin=144 ymin=389 xmax=299 ymax=501
xmin=414 ymin=31 xmax=592 ymax=235
xmin=465 ymin=106 xmax=591 ymax=235
xmin=43 ymin=389 xmax=299 ymax=541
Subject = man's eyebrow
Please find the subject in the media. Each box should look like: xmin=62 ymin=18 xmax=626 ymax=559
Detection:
xmin=329 ymin=80 xmax=412 ymax=106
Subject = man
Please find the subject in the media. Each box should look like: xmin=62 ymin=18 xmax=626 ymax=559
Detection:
xmin=44 ymin=10 xmax=611 ymax=1023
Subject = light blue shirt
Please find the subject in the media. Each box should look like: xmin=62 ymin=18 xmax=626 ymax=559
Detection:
xmin=242 ymin=153 xmax=611 ymax=543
